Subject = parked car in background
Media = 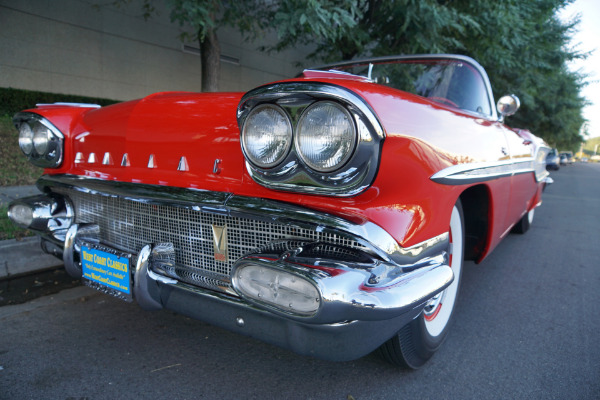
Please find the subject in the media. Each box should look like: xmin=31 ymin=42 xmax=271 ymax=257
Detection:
xmin=8 ymin=54 xmax=552 ymax=369
xmin=559 ymin=151 xmax=574 ymax=165
xmin=546 ymin=149 xmax=560 ymax=170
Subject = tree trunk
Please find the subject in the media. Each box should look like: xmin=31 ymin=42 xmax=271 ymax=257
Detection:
xmin=200 ymin=27 xmax=220 ymax=92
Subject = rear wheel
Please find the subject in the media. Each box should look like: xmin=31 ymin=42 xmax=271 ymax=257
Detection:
xmin=378 ymin=200 xmax=464 ymax=369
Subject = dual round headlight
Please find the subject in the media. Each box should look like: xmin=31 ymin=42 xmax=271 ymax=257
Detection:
xmin=15 ymin=114 xmax=64 ymax=168
xmin=19 ymin=121 xmax=53 ymax=156
xmin=242 ymin=101 xmax=357 ymax=172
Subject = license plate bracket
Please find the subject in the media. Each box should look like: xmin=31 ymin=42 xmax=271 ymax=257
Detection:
xmin=81 ymin=242 xmax=133 ymax=302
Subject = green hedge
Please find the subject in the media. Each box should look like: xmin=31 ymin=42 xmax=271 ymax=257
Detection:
xmin=0 ymin=87 xmax=119 ymax=117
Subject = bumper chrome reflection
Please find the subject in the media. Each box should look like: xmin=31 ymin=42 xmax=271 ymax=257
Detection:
xmin=7 ymin=194 xmax=73 ymax=241
xmin=230 ymin=241 xmax=453 ymax=324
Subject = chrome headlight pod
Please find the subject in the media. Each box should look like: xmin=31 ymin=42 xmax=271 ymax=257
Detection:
xmin=241 ymin=104 xmax=292 ymax=168
xmin=296 ymin=101 xmax=357 ymax=172
xmin=238 ymin=83 xmax=385 ymax=196
xmin=14 ymin=112 xmax=64 ymax=168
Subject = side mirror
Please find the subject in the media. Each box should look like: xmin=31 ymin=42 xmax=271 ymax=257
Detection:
xmin=496 ymin=94 xmax=520 ymax=121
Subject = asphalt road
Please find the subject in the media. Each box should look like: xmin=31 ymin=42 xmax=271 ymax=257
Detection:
xmin=1 ymin=163 xmax=599 ymax=400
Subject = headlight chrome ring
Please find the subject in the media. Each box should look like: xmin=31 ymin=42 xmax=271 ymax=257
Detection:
xmin=241 ymin=104 xmax=293 ymax=169
xmin=295 ymin=101 xmax=357 ymax=172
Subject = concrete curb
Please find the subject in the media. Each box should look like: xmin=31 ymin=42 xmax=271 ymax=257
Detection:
xmin=1 ymin=185 xmax=60 ymax=279
xmin=0 ymin=236 xmax=63 ymax=279
xmin=0 ymin=185 xmax=40 ymax=207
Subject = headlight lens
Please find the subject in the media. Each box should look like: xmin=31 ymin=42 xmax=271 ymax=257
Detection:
xmin=18 ymin=123 xmax=34 ymax=155
xmin=296 ymin=101 xmax=356 ymax=172
xmin=242 ymin=104 xmax=292 ymax=168
xmin=33 ymin=124 xmax=50 ymax=154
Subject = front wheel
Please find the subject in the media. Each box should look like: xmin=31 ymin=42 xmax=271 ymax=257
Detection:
xmin=378 ymin=200 xmax=464 ymax=369
xmin=512 ymin=208 xmax=534 ymax=234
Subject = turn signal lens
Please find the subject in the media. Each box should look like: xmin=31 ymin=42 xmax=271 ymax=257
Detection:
xmin=296 ymin=101 xmax=356 ymax=172
xmin=8 ymin=204 xmax=34 ymax=228
xmin=18 ymin=123 xmax=34 ymax=155
xmin=242 ymin=104 xmax=292 ymax=168
xmin=233 ymin=264 xmax=320 ymax=315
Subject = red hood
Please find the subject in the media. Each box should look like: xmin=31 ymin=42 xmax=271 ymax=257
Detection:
xmin=38 ymin=91 xmax=245 ymax=193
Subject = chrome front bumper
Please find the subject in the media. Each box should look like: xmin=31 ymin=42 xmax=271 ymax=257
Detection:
xmin=8 ymin=174 xmax=454 ymax=361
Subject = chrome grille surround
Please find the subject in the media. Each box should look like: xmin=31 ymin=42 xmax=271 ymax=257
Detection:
xmin=53 ymin=186 xmax=368 ymax=294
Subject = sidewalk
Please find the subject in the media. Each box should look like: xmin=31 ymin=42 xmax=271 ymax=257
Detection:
xmin=1 ymin=185 xmax=63 ymax=279
xmin=0 ymin=185 xmax=41 ymax=207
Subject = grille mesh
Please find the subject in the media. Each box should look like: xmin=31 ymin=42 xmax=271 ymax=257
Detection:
xmin=58 ymin=188 xmax=366 ymax=293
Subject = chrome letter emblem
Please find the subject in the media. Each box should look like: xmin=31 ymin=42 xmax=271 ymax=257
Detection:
xmin=212 ymin=224 xmax=228 ymax=262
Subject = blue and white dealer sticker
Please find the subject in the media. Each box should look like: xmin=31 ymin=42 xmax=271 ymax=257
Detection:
xmin=81 ymin=245 xmax=131 ymax=296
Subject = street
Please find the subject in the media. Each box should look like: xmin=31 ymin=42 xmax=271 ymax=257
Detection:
xmin=1 ymin=163 xmax=599 ymax=400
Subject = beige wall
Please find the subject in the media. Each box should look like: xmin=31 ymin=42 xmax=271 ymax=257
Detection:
xmin=0 ymin=0 xmax=313 ymax=101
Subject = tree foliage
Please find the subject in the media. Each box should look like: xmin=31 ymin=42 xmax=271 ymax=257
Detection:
xmin=132 ymin=0 xmax=586 ymax=149
xmin=449 ymin=0 xmax=587 ymax=150
xmin=296 ymin=0 xmax=586 ymax=149
xmin=154 ymin=0 xmax=359 ymax=91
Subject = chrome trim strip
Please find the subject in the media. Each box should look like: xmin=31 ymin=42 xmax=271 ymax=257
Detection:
xmin=430 ymin=158 xmax=535 ymax=185
xmin=37 ymin=174 xmax=447 ymax=266
xmin=36 ymin=102 xmax=101 ymax=108
xmin=399 ymin=232 xmax=449 ymax=257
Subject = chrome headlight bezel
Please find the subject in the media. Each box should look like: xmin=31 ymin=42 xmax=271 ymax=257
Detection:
xmin=14 ymin=112 xmax=64 ymax=168
xmin=241 ymin=104 xmax=293 ymax=169
xmin=237 ymin=83 xmax=385 ymax=197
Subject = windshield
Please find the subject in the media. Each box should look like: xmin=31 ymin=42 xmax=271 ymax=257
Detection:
xmin=320 ymin=58 xmax=493 ymax=116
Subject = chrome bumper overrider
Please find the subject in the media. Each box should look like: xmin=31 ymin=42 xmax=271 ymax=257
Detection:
xmin=8 ymin=174 xmax=454 ymax=360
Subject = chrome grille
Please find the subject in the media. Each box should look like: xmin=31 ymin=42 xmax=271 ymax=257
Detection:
xmin=58 ymin=188 xmax=366 ymax=293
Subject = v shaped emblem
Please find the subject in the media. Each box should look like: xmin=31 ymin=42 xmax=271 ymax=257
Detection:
xmin=212 ymin=224 xmax=228 ymax=262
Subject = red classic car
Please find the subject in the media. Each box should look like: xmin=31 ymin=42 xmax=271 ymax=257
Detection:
xmin=8 ymin=54 xmax=552 ymax=368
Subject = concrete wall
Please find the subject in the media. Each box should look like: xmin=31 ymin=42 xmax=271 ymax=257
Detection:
xmin=0 ymin=0 xmax=313 ymax=101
